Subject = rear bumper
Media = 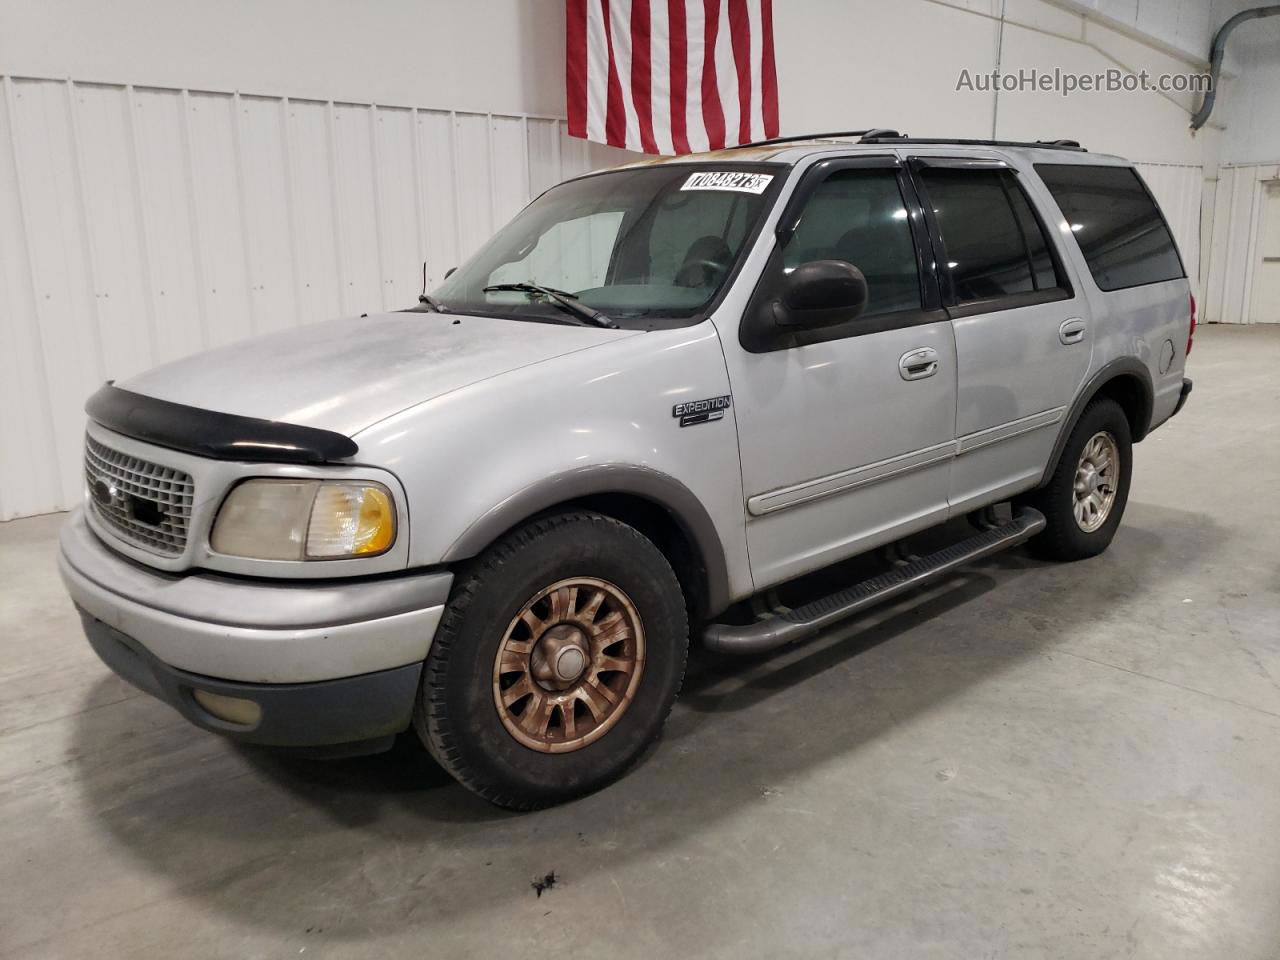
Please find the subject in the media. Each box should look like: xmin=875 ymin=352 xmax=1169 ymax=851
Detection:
xmin=79 ymin=611 xmax=422 ymax=747
xmin=1173 ymin=377 xmax=1193 ymax=417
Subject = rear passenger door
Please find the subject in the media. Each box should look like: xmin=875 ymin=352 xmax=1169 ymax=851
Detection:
xmin=1034 ymin=163 xmax=1190 ymax=427
xmin=909 ymin=157 xmax=1090 ymax=513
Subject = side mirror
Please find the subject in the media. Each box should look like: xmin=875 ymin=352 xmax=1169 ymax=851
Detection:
xmin=773 ymin=260 xmax=868 ymax=329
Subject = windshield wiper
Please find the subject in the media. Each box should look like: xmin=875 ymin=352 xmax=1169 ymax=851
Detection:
xmin=482 ymin=282 xmax=618 ymax=329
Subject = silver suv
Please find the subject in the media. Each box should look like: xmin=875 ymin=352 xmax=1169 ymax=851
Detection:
xmin=59 ymin=132 xmax=1195 ymax=808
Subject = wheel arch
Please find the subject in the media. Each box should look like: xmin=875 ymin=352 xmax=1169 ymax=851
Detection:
xmin=442 ymin=465 xmax=731 ymax=620
xmin=1038 ymin=358 xmax=1153 ymax=488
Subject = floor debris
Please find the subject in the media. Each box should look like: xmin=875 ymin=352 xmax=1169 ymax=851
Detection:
xmin=531 ymin=871 xmax=558 ymax=897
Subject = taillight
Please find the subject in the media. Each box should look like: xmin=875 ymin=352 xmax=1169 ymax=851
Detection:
xmin=1187 ymin=292 xmax=1196 ymax=356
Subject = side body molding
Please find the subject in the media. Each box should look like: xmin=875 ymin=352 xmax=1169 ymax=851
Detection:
xmin=1038 ymin=357 xmax=1153 ymax=488
xmin=443 ymin=464 xmax=732 ymax=617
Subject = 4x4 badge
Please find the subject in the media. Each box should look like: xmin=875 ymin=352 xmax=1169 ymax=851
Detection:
xmin=672 ymin=395 xmax=731 ymax=427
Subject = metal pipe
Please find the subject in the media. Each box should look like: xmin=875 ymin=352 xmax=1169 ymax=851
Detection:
xmin=1190 ymin=5 xmax=1280 ymax=131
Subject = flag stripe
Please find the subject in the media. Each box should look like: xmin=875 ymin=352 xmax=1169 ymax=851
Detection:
xmin=746 ymin=0 xmax=764 ymax=142
xmin=568 ymin=0 xmax=778 ymax=155
xmin=700 ymin=0 xmax=725 ymax=151
xmin=567 ymin=0 xmax=589 ymax=138
xmin=630 ymin=0 xmax=658 ymax=154
xmin=585 ymin=1 xmax=609 ymax=143
xmin=667 ymin=0 xmax=690 ymax=154
xmin=601 ymin=0 xmax=628 ymax=148
xmin=713 ymin=0 xmax=739 ymax=151
xmin=685 ymin=0 xmax=706 ymax=152
xmin=650 ymin=0 xmax=674 ymax=154
xmin=609 ymin=0 xmax=642 ymax=150
xmin=728 ymin=0 xmax=752 ymax=147
xmin=760 ymin=0 xmax=779 ymax=138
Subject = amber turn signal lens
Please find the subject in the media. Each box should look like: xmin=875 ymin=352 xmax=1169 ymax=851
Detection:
xmin=305 ymin=483 xmax=396 ymax=558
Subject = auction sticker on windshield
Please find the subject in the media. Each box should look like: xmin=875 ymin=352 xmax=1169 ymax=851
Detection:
xmin=681 ymin=171 xmax=774 ymax=194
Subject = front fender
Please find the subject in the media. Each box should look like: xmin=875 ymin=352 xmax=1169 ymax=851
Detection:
xmin=353 ymin=322 xmax=753 ymax=610
xmin=445 ymin=463 xmax=732 ymax=615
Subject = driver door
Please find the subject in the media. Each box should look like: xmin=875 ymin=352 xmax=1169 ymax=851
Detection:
xmin=719 ymin=157 xmax=958 ymax=589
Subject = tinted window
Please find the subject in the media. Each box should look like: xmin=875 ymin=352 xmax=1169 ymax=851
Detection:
xmin=920 ymin=168 xmax=1064 ymax=303
xmin=1006 ymin=181 xmax=1059 ymax=291
xmin=614 ymin=188 xmax=757 ymax=290
xmin=784 ymin=170 xmax=921 ymax=316
xmin=1036 ymin=164 xmax=1184 ymax=291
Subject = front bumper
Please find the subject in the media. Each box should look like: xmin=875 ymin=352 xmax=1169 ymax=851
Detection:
xmin=80 ymin=611 xmax=423 ymax=747
xmin=59 ymin=508 xmax=452 ymax=747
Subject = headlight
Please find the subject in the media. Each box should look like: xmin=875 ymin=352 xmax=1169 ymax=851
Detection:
xmin=211 ymin=479 xmax=397 ymax=561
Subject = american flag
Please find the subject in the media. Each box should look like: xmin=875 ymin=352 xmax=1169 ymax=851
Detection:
xmin=566 ymin=0 xmax=780 ymax=155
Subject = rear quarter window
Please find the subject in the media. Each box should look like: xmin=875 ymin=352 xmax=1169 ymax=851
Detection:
xmin=1035 ymin=164 xmax=1184 ymax=292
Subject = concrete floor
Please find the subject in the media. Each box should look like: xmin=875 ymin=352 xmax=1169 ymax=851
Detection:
xmin=2 ymin=324 xmax=1278 ymax=959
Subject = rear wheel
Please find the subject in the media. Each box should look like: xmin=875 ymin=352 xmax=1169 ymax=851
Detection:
xmin=415 ymin=511 xmax=688 ymax=810
xmin=1024 ymin=396 xmax=1133 ymax=561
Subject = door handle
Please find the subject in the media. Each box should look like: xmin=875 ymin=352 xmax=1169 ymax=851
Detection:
xmin=899 ymin=347 xmax=939 ymax=381
xmin=1059 ymin=318 xmax=1087 ymax=345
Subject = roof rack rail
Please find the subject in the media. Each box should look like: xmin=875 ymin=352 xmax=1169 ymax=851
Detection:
xmin=857 ymin=134 xmax=1086 ymax=152
xmin=729 ymin=130 xmax=871 ymax=149
xmin=731 ymin=131 xmax=1087 ymax=153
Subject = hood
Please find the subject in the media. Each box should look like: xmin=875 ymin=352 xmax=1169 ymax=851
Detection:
xmin=120 ymin=312 xmax=639 ymax=437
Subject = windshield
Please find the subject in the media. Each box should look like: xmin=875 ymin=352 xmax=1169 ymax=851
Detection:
xmin=432 ymin=163 xmax=783 ymax=329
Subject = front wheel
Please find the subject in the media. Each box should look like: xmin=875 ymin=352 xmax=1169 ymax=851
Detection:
xmin=1024 ymin=395 xmax=1133 ymax=561
xmin=414 ymin=511 xmax=689 ymax=810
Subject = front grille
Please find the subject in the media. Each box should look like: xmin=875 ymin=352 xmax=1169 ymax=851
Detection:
xmin=84 ymin=435 xmax=195 ymax=557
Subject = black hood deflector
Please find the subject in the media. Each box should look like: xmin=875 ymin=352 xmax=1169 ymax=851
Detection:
xmin=85 ymin=383 xmax=359 ymax=464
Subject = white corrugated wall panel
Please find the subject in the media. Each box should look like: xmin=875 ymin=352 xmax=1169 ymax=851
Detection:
xmin=0 ymin=79 xmax=62 ymax=521
xmin=374 ymin=107 xmax=422 ymax=309
xmin=331 ymin=103 xmax=383 ymax=315
xmin=72 ymin=83 xmax=155 ymax=389
xmin=188 ymin=91 xmax=254 ymax=348
xmin=6 ymin=78 xmax=103 ymax=511
xmin=490 ymin=115 xmax=530 ymax=228
xmin=285 ymin=99 xmax=343 ymax=324
xmin=0 ymin=74 xmax=605 ymax=520
xmin=453 ymin=112 xmax=493 ymax=261
xmin=238 ymin=95 xmax=298 ymax=335
xmin=416 ymin=110 xmax=461 ymax=288
xmin=133 ymin=87 xmax=206 ymax=364
xmin=527 ymin=118 xmax=562 ymax=199
xmin=1133 ymin=161 xmax=1203 ymax=304
xmin=1203 ymin=163 xmax=1280 ymax=325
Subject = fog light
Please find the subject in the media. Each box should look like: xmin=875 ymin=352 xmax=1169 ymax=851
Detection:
xmin=192 ymin=689 xmax=262 ymax=727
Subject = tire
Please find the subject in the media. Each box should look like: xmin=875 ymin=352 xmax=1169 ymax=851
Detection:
xmin=1024 ymin=395 xmax=1133 ymax=561
xmin=414 ymin=510 xmax=689 ymax=810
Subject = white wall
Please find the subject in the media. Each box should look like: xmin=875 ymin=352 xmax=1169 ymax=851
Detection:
xmin=1214 ymin=0 xmax=1280 ymax=166
xmin=775 ymin=0 xmax=1224 ymax=166
xmin=0 ymin=0 xmax=567 ymax=118
xmin=0 ymin=77 xmax=619 ymax=521
xmin=1204 ymin=161 xmax=1280 ymax=324
xmin=0 ymin=0 xmax=1269 ymax=519
xmin=1198 ymin=5 xmax=1280 ymax=324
